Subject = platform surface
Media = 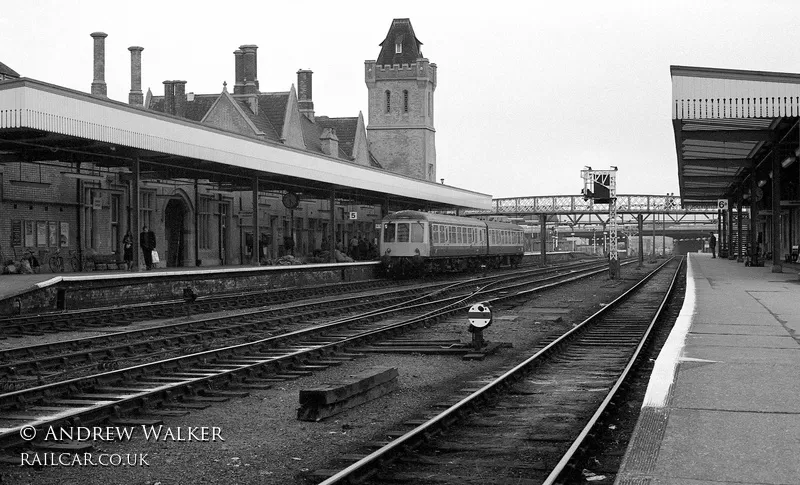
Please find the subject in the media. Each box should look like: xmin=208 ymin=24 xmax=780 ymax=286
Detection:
xmin=0 ymin=261 xmax=377 ymax=303
xmin=615 ymin=253 xmax=800 ymax=485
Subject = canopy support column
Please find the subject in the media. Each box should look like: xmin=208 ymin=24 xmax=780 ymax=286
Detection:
xmin=736 ymin=192 xmax=743 ymax=263
xmin=131 ymin=158 xmax=141 ymax=271
xmin=330 ymin=190 xmax=336 ymax=263
xmin=771 ymin=150 xmax=782 ymax=273
xmin=252 ymin=177 xmax=259 ymax=265
xmin=539 ymin=214 xmax=547 ymax=267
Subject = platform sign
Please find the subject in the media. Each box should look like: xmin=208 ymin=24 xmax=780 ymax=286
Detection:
xmin=468 ymin=302 xmax=493 ymax=329
xmin=717 ymin=199 xmax=728 ymax=210
xmin=349 ymin=212 xmax=358 ymax=220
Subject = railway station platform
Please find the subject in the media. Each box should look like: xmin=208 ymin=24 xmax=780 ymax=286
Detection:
xmin=615 ymin=253 xmax=800 ymax=485
xmin=0 ymin=261 xmax=380 ymax=316
xmin=0 ymin=251 xmax=582 ymax=317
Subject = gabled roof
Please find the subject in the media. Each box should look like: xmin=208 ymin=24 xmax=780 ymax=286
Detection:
xmin=234 ymin=97 xmax=281 ymax=142
xmin=376 ymin=18 xmax=423 ymax=66
xmin=0 ymin=61 xmax=20 ymax=78
xmin=257 ymin=93 xmax=289 ymax=140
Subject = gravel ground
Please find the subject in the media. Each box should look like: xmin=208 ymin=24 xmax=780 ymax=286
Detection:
xmin=2 ymin=261 xmax=662 ymax=485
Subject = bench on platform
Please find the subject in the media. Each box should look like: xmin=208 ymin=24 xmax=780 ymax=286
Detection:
xmin=90 ymin=253 xmax=127 ymax=271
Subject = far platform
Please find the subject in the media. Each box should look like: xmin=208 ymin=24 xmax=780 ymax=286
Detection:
xmin=0 ymin=251 xmax=577 ymax=316
xmin=615 ymin=253 xmax=800 ymax=485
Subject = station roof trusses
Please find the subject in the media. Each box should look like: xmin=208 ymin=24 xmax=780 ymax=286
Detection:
xmin=671 ymin=65 xmax=800 ymax=205
xmin=0 ymin=78 xmax=491 ymax=210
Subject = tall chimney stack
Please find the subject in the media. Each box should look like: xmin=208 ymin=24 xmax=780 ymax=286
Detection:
xmin=297 ymin=69 xmax=314 ymax=121
xmin=90 ymin=32 xmax=108 ymax=96
xmin=173 ymin=80 xmax=187 ymax=117
xmin=128 ymin=46 xmax=144 ymax=106
xmin=240 ymin=45 xmax=258 ymax=94
xmin=163 ymin=80 xmax=175 ymax=115
xmin=233 ymin=49 xmax=244 ymax=95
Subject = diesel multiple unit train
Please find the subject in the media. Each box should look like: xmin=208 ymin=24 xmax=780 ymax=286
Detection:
xmin=379 ymin=210 xmax=525 ymax=275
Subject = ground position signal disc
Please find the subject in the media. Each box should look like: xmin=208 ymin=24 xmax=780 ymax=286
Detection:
xmin=468 ymin=303 xmax=493 ymax=329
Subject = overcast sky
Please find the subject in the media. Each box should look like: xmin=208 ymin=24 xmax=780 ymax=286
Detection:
xmin=1 ymin=0 xmax=795 ymax=199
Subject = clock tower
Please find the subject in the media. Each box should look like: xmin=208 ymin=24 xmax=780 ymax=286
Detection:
xmin=365 ymin=19 xmax=437 ymax=182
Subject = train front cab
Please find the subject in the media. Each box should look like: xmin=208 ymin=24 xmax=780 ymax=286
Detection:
xmin=380 ymin=218 xmax=429 ymax=276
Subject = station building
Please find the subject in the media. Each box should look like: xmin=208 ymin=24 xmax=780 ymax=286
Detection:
xmin=0 ymin=19 xmax=479 ymax=269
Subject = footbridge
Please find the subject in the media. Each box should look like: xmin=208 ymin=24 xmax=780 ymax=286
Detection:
xmin=462 ymin=195 xmax=719 ymax=234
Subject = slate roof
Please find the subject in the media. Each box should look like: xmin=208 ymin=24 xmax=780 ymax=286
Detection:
xmin=315 ymin=116 xmax=357 ymax=158
xmin=235 ymin=97 xmax=281 ymax=142
xmin=299 ymin=115 xmax=350 ymax=159
xmin=257 ymin=93 xmax=289 ymax=140
xmin=148 ymin=94 xmax=217 ymax=122
xmin=0 ymin=61 xmax=20 ymax=78
xmin=376 ymin=18 xmax=423 ymax=66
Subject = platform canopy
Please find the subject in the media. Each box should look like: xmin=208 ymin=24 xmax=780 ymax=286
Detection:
xmin=671 ymin=65 xmax=800 ymax=204
xmin=0 ymin=78 xmax=491 ymax=211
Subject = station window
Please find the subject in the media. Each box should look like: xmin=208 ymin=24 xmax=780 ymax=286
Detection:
xmin=198 ymin=197 xmax=213 ymax=249
xmin=140 ymin=191 xmax=155 ymax=232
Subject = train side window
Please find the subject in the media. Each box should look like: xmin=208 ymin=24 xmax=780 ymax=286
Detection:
xmin=431 ymin=224 xmax=438 ymax=244
xmin=411 ymin=222 xmax=424 ymax=243
xmin=449 ymin=226 xmax=456 ymax=243
xmin=397 ymin=223 xmax=410 ymax=242
xmin=383 ymin=223 xmax=396 ymax=243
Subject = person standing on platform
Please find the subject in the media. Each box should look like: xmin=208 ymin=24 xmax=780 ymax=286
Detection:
xmin=140 ymin=225 xmax=156 ymax=270
xmin=709 ymin=232 xmax=717 ymax=258
xmin=123 ymin=231 xmax=134 ymax=270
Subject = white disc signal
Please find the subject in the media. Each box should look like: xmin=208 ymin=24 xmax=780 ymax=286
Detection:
xmin=468 ymin=303 xmax=493 ymax=329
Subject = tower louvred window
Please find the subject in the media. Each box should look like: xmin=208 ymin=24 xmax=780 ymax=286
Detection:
xmin=385 ymin=90 xmax=391 ymax=112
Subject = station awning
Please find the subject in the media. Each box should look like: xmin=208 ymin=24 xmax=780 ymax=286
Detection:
xmin=0 ymin=78 xmax=491 ymax=211
xmin=671 ymin=65 xmax=800 ymax=205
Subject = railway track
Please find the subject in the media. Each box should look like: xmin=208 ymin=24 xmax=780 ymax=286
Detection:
xmin=0 ymin=277 xmax=397 ymax=337
xmin=312 ymin=257 xmax=683 ymax=484
xmin=0 ymin=260 xmax=607 ymax=391
xmin=0 ymin=259 xmax=631 ymax=452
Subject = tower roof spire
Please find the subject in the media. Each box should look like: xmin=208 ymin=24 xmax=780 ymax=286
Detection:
xmin=376 ymin=18 xmax=423 ymax=66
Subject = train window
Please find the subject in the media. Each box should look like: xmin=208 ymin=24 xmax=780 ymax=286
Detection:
xmin=411 ymin=222 xmax=424 ymax=243
xmin=383 ymin=223 xmax=396 ymax=242
xmin=431 ymin=224 xmax=438 ymax=244
xmin=449 ymin=226 xmax=456 ymax=243
xmin=397 ymin=223 xmax=410 ymax=242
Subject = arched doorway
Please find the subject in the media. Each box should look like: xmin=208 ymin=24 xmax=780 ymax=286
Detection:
xmin=164 ymin=199 xmax=187 ymax=267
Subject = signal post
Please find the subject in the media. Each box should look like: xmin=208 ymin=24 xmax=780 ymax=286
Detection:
xmin=581 ymin=167 xmax=620 ymax=279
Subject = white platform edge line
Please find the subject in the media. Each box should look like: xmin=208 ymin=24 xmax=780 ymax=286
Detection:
xmin=641 ymin=254 xmax=697 ymax=408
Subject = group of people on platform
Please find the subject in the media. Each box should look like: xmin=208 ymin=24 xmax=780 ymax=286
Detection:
xmin=120 ymin=226 xmax=157 ymax=271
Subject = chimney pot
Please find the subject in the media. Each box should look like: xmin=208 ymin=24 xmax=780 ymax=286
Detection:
xmin=163 ymin=80 xmax=175 ymax=115
xmin=90 ymin=32 xmax=108 ymax=96
xmin=240 ymin=45 xmax=258 ymax=94
xmin=173 ymin=81 xmax=187 ymax=117
xmin=233 ymin=49 xmax=244 ymax=95
xmin=297 ymin=69 xmax=315 ymax=121
xmin=128 ymin=46 xmax=144 ymax=106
